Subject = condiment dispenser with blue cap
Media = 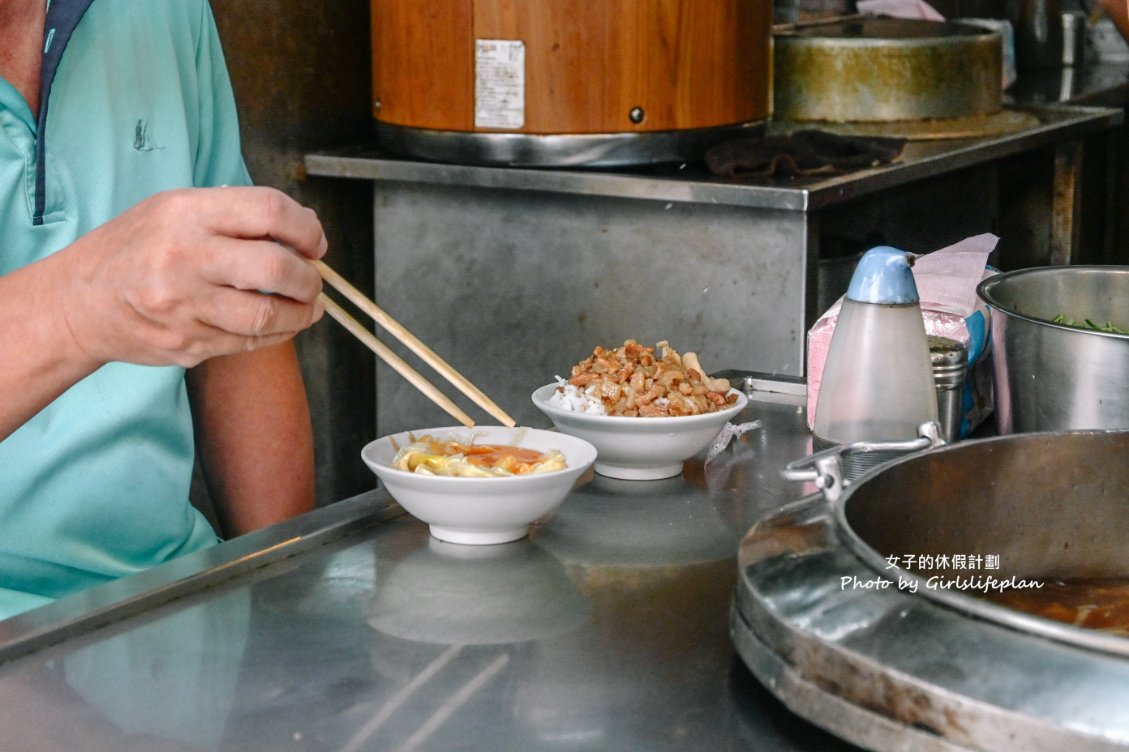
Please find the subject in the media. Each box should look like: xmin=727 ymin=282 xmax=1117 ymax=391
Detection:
xmin=812 ymin=246 xmax=939 ymax=449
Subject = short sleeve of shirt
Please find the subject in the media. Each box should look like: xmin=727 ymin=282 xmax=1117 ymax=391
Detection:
xmin=189 ymin=0 xmax=253 ymax=189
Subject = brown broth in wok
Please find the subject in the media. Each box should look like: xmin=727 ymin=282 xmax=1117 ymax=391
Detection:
xmin=980 ymin=577 xmax=1129 ymax=636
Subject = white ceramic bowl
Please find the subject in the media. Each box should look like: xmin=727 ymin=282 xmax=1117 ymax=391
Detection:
xmin=531 ymin=384 xmax=749 ymax=480
xmin=361 ymin=426 xmax=597 ymax=545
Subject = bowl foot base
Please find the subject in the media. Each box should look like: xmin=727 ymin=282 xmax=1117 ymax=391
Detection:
xmin=429 ymin=525 xmax=529 ymax=546
xmin=594 ymin=461 xmax=684 ymax=481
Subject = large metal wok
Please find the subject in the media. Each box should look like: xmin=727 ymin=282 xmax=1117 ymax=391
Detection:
xmin=732 ymin=429 xmax=1129 ymax=751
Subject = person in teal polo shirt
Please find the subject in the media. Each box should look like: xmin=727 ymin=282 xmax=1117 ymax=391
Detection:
xmin=0 ymin=0 xmax=326 ymax=617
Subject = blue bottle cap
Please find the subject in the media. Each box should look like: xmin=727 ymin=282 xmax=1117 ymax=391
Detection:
xmin=846 ymin=246 xmax=920 ymax=304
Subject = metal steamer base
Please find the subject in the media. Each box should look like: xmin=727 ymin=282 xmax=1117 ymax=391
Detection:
xmin=732 ymin=430 xmax=1129 ymax=752
xmin=374 ymin=120 xmax=767 ymax=167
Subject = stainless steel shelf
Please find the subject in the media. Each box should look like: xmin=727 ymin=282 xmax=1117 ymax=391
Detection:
xmin=306 ymin=105 xmax=1121 ymax=212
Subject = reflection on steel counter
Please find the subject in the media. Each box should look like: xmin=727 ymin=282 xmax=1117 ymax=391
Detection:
xmin=0 ymin=390 xmax=870 ymax=751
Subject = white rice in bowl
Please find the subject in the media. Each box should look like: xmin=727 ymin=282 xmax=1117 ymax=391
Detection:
xmin=546 ymin=377 xmax=607 ymax=415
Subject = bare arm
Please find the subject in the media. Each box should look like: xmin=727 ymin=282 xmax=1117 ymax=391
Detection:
xmin=186 ymin=342 xmax=315 ymax=538
xmin=0 ymin=255 xmax=103 ymax=439
xmin=0 ymin=186 xmax=326 ymax=442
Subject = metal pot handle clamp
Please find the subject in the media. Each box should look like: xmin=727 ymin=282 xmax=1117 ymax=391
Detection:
xmin=781 ymin=421 xmax=945 ymax=503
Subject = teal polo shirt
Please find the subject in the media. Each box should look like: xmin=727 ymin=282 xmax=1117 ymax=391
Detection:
xmin=0 ymin=0 xmax=252 ymax=618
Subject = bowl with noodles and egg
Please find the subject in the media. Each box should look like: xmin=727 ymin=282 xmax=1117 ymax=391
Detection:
xmin=362 ymin=426 xmax=597 ymax=545
xmin=532 ymin=340 xmax=749 ymax=481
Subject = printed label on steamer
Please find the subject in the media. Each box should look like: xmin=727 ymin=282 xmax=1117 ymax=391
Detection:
xmin=475 ymin=39 xmax=525 ymax=129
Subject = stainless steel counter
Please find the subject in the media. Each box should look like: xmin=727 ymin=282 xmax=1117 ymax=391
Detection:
xmin=0 ymin=384 xmax=873 ymax=751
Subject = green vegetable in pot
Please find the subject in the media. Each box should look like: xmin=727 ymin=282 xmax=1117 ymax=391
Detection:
xmin=1052 ymin=314 xmax=1129 ymax=334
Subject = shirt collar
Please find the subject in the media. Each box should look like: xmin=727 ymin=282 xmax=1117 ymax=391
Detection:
xmin=34 ymin=0 xmax=95 ymax=225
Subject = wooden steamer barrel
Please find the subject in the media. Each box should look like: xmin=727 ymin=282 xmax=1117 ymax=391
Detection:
xmin=371 ymin=0 xmax=772 ymax=166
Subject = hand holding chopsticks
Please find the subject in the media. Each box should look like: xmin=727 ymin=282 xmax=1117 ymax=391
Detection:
xmin=315 ymin=260 xmax=516 ymax=428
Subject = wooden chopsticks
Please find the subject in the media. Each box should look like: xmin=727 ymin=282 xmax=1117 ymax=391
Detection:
xmin=314 ymin=260 xmax=516 ymax=428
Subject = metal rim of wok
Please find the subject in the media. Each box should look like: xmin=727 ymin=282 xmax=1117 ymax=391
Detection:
xmin=832 ymin=430 xmax=1129 ymax=659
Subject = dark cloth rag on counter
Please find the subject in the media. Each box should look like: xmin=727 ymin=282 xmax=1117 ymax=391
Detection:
xmin=705 ymin=129 xmax=906 ymax=179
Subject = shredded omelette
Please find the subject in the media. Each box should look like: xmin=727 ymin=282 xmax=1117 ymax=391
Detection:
xmin=391 ymin=435 xmax=567 ymax=477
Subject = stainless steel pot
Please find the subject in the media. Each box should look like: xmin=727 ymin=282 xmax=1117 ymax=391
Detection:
xmin=733 ymin=429 xmax=1129 ymax=751
xmin=977 ymin=266 xmax=1129 ymax=433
